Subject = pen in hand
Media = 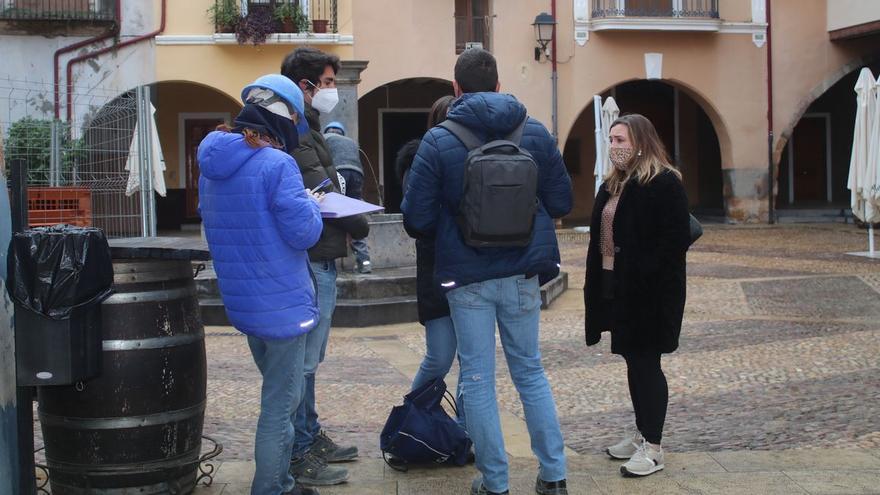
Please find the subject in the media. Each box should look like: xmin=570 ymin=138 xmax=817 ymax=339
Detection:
xmin=307 ymin=177 xmax=332 ymax=203
xmin=314 ymin=177 xmax=332 ymax=192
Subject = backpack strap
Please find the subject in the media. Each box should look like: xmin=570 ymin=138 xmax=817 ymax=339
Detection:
xmin=506 ymin=117 xmax=528 ymax=145
xmin=438 ymin=120 xmax=483 ymax=150
xmin=439 ymin=117 xmax=529 ymax=148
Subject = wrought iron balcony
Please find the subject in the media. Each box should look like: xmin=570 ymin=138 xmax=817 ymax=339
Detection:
xmin=215 ymin=0 xmax=338 ymax=35
xmin=455 ymin=14 xmax=492 ymax=53
xmin=591 ymin=0 xmax=719 ymax=19
xmin=0 ymin=0 xmax=116 ymax=21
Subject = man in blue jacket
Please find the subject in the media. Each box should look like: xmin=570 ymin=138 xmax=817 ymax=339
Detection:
xmin=401 ymin=49 xmax=572 ymax=495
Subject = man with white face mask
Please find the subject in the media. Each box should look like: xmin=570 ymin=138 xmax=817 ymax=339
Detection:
xmin=281 ymin=47 xmax=368 ymax=488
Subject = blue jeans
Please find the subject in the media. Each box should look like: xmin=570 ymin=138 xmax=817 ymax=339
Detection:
xmin=247 ymin=334 xmax=307 ymax=495
xmin=446 ymin=275 xmax=566 ymax=493
xmin=339 ymin=170 xmax=370 ymax=263
xmin=292 ymin=260 xmax=337 ymax=456
xmin=411 ymin=316 xmax=465 ymax=427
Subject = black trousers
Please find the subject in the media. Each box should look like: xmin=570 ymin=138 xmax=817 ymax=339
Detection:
xmin=622 ymin=351 xmax=668 ymax=445
xmin=600 ymin=270 xmax=669 ymax=444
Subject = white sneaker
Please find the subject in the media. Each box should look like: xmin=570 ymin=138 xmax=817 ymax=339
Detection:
xmin=606 ymin=431 xmax=643 ymax=460
xmin=620 ymin=440 xmax=664 ymax=477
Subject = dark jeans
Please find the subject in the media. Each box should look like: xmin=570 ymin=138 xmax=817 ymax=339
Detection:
xmin=339 ymin=169 xmax=370 ymax=263
xmin=622 ymin=351 xmax=668 ymax=445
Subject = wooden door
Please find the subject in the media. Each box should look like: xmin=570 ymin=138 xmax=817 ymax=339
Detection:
xmin=791 ymin=116 xmax=828 ymax=204
xmin=184 ymin=119 xmax=223 ymax=219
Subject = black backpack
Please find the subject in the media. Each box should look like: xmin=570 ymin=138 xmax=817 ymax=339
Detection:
xmin=439 ymin=118 xmax=539 ymax=248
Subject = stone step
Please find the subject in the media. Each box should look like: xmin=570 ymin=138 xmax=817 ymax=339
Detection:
xmin=198 ymin=295 xmax=419 ymax=328
xmin=198 ymin=267 xmax=567 ymax=327
xmin=194 ymin=263 xmax=416 ymax=300
xmin=199 ymin=297 xmax=231 ymax=327
xmin=336 ymin=267 xmax=416 ymax=299
xmin=332 ymin=296 xmax=419 ymax=327
xmin=540 ymin=272 xmax=568 ymax=309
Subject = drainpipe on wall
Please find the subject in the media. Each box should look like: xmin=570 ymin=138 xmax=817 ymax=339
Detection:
xmin=66 ymin=0 xmax=167 ymax=122
xmin=766 ymin=0 xmax=774 ymax=224
xmin=53 ymin=0 xmax=121 ymax=119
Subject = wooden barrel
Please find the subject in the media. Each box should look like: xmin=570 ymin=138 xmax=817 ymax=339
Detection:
xmin=38 ymin=259 xmax=207 ymax=494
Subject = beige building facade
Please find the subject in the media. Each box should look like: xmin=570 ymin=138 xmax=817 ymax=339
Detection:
xmin=6 ymin=0 xmax=877 ymax=228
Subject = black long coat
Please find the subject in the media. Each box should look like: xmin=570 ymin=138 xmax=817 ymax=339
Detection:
xmin=398 ymin=139 xmax=450 ymax=324
xmin=584 ymin=170 xmax=691 ymax=355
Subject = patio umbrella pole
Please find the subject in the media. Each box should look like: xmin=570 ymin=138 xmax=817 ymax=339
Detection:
xmin=870 ymin=225 xmax=875 ymax=254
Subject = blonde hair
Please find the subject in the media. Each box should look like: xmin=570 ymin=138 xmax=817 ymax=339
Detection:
xmin=216 ymin=124 xmax=282 ymax=149
xmin=603 ymin=114 xmax=681 ymax=196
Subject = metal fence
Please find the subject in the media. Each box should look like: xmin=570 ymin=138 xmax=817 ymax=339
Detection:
xmin=591 ymin=0 xmax=719 ymax=19
xmin=0 ymin=0 xmax=115 ymax=21
xmin=0 ymin=78 xmax=155 ymax=238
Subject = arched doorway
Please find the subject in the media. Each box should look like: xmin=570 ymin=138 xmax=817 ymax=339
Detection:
xmin=562 ymin=80 xmax=725 ymax=225
xmin=776 ymin=61 xmax=880 ymax=217
xmin=152 ymin=81 xmax=241 ymax=232
xmin=358 ymin=78 xmax=454 ymax=212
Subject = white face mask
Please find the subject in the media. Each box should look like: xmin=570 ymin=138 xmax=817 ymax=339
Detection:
xmin=310 ymin=86 xmax=339 ymax=114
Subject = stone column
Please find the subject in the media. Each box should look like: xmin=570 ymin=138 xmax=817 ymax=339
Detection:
xmin=723 ymin=168 xmax=770 ymax=223
xmin=320 ymin=60 xmax=369 ymax=142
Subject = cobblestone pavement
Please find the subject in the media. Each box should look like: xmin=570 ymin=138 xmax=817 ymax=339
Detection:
xmin=199 ymin=224 xmax=880 ymax=465
xmin=36 ymin=224 xmax=880 ymax=494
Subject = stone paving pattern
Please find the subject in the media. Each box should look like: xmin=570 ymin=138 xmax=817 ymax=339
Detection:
xmin=37 ymin=225 xmax=880 ymax=493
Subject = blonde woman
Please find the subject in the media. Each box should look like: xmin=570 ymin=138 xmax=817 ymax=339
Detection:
xmin=583 ymin=114 xmax=691 ymax=477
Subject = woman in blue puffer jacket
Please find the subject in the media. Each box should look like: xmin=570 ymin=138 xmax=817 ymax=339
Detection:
xmin=198 ymin=74 xmax=323 ymax=495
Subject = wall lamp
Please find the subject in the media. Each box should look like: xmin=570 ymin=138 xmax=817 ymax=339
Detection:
xmin=533 ymin=12 xmax=556 ymax=61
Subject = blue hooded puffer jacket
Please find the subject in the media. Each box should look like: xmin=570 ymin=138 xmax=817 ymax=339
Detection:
xmin=401 ymin=92 xmax=573 ymax=291
xmin=198 ymin=131 xmax=323 ymax=339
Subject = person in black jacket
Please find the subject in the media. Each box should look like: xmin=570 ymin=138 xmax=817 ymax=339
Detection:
xmin=281 ymin=47 xmax=369 ymax=487
xmin=584 ymin=114 xmax=691 ymax=478
xmin=398 ymin=95 xmax=459 ymax=394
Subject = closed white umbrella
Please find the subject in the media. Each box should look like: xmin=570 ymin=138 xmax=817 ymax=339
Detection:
xmin=847 ymin=68 xmax=878 ymax=256
xmin=867 ymin=73 xmax=880 ymax=222
xmin=125 ymin=102 xmax=167 ymax=198
xmin=601 ymin=96 xmax=620 ymax=177
xmin=593 ymin=95 xmax=604 ymax=197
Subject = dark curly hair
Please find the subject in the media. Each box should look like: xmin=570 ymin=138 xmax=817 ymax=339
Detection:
xmin=280 ymin=47 xmax=340 ymax=87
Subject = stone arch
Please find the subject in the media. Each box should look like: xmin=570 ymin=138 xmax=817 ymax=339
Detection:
xmin=562 ymin=78 xmax=729 ymax=223
xmin=149 ymin=80 xmax=243 ymax=230
xmin=775 ymin=53 xmax=880 ymax=165
xmin=773 ymin=56 xmax=880 ymax=210
xmin=357 ymin=77 xmax=454 ymax=211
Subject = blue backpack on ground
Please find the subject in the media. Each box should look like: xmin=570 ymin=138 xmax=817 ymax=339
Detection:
xmin=380 ymin=377 xmax=472 ymax=470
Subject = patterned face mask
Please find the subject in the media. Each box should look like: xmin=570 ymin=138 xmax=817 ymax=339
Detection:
xmin=609 ymin=147 xmax=634 ymax=171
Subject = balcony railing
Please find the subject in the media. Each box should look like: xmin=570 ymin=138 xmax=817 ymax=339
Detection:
xmin=0 ymin=0 xmax=115 ymax=21
xmin=591 ymin=0 xmax=719 ymax=19
xmin=218 ymin=0 xmax=338 ymax=34
xmin=455 ymin=15 xmax=492 ymax=53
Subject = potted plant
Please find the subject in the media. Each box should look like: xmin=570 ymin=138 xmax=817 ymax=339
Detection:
xmin=207 ymin=0 xmax=239 ymax=33
xmin=274 ymin=1 xmax=309 ymax=33
xmin=312 ymin=18 xmax=329 ymax=33
xmin=236 ymin=4 xmax=276 ymax=45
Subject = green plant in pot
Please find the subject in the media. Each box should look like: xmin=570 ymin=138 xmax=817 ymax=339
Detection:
xmin=274 ymin=1 xmax=309 ymax=33
xmin=208 ymin=0 xmax=240 ymax=33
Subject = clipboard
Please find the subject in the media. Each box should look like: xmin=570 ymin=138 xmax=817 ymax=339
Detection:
xmin=319 ymin=192 xmax=384 ymax=218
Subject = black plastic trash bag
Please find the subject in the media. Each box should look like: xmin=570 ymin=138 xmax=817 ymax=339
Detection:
xmin=7 ymin=225 xmax=114 ymax=320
